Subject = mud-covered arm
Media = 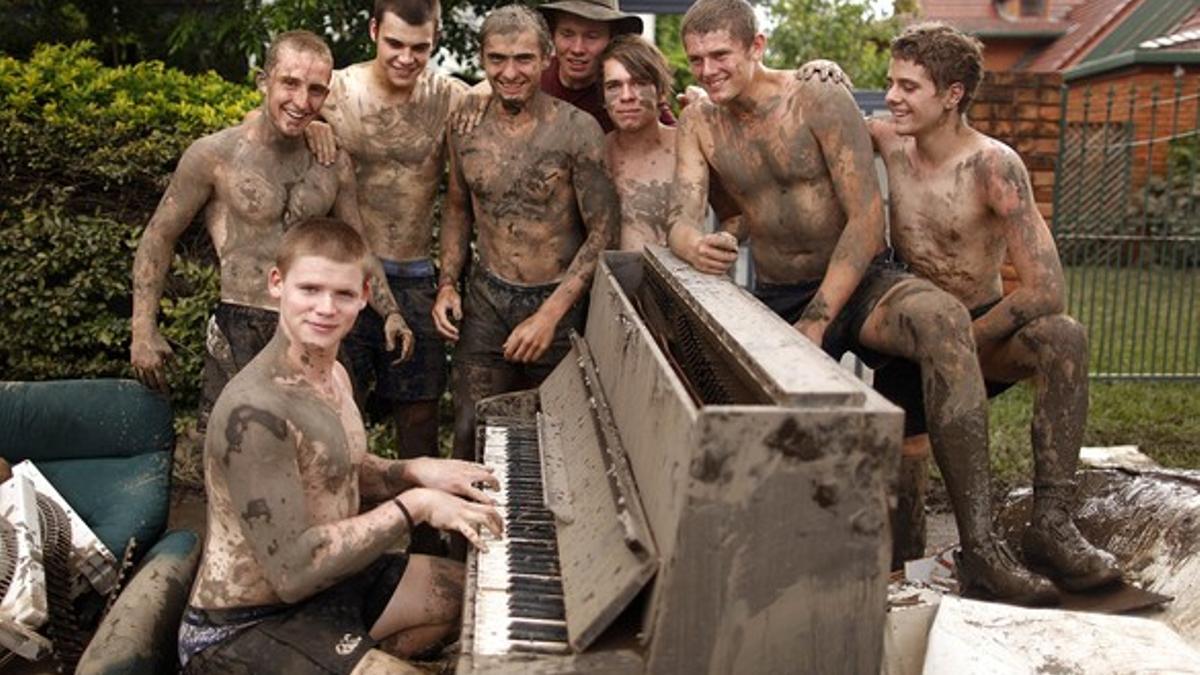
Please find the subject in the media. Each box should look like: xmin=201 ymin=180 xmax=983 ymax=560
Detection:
xmin=668 ymin=106 xmax=740 ymax=272
xmin=974 ymin=147 xmax=1065 ymax=345
xmin=432 ymin=131 xmax=473 ymax=341
xmin=540 ymin=125 xmax=619 ymax=319
xmin=803 ymin=80 xmax=887 ymax=337
xmin=333 ymin=152 xmax=401 ymax=319
xmin=219 ymin=404 xmax=410 ymax=603
xmin=130 ymin=140 xmax=216 ymax=390
xmin=360 ymin=454 xmax=498 ymax=504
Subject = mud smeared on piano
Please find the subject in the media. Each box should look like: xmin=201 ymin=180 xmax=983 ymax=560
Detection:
xmin=459 ymin=247 xmax=904 ymax=674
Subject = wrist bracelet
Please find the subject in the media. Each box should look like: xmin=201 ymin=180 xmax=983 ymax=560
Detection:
xmin=393 ymin=496 xmax=415 ymax=532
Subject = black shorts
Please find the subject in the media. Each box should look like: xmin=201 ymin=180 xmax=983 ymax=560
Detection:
xmin=180 ymin=554 xmax=409 ymax=675
xmin=872 ymin=299 xmax=1016 ymax=436
xmin=340 ymin=258 xmax=449 ymax=404
xmin=455 ymin=266 xmax=586 ymax=382
xmin=201 ymin=303 xmax=278 ymax=425
xmin=753 ymin=251 xmax=910 ymax=369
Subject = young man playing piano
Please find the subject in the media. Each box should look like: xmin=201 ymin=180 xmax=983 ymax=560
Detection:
xmin=667 ymin=0 xmax=1063 ymax=604
xmin=432 ymin=4 xmax=619 ymax=461
xmin=865 ymin=23 xmax=1120 ymax=594
xmin=179 ymin=218 xmax=503 ymax=674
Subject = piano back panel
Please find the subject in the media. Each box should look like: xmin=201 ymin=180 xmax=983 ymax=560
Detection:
xmin=586 ymin=253 xmax=700 ymax=573
xmin=646 ymin=404 xmax=901 ymax=675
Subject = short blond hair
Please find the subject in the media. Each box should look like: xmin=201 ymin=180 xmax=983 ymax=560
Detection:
xmin=276 ymin=218 xmax=369 ymax=279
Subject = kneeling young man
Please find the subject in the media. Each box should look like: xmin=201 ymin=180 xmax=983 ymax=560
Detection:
xmin=869 ymin=23 xmax=1120 ymax=595
xmin=180 ymin=218 xmax=502 ymax=674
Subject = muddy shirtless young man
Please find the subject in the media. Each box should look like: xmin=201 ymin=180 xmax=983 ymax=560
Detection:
xmin=867 ymin=23 xmax=1120 ymax=595
xmin=179 ymin=218 xmax=502 ymax=674
xmin=433 ymin=5 xmax=619 ymax=459
xmin=314 ymin=0 xmax=467 ymax=459
xmin=130 ymin=31 xmax=405 ymax=421
xmin=667 ymin=0 xmax=1060 ymax=604
xmin=601 ymin=34 xmax=682 ymax=250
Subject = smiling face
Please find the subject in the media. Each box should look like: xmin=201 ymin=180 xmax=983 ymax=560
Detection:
xmin=602 ymin=58 xmax=660 ymax=133
xmin=269 ymin=255 xmax=368 ymax=353
xmin=885 ymin=57 xmax=961 ymax=136
xmin=551 ymin=13 xmax=612 ymax=89
xmin=370 ymin=11 xmax=437 ymax=91
xmin=261 ymin=46 xmax=332 ymax=137
xmin=483 ymin=29 xmax=551 ymax=111
xmin=683 ymin=29 xmax=762 ymax=104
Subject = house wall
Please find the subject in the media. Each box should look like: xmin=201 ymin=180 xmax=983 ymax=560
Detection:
xmin=982 ymin=39 xmax=1045 ymax=71
xmin=1063 ymin=65 xmax=1200 ymax=189
xmin=969 ymin=70 xmax=1064 ymax=222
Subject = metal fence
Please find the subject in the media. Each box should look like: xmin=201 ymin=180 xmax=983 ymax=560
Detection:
xmin=1053 ymin=72 xmax=1200 ymax=380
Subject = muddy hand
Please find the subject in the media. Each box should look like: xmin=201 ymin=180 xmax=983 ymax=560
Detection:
xmin=131 ymin=330 xmax=174 ymax=392
xmin=384 ymin=312 xmax=415 ymax=363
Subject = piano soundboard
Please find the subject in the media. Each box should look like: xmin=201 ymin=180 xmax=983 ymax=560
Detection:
xmin=459 ymin=247 xmax=903 ymax=674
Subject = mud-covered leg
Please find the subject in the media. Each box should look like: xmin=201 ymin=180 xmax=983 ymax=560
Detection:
xmin=451 ymin=361 xmax=517 ymax=463
xmin=891 ymin=435 xmax=930 ymax=569
xmin=983 ymin=315 xmax=1121 ymax=591
xmin=861 ymin=280 xmax=1056 ymax=604
xmin=393 ymin=400 xmax=440 ymax=460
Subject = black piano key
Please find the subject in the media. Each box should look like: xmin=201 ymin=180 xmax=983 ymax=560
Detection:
xmin=509 ymin=577 xmax=564 ymax=594
xmin=508 ymin=621 xmax=569 ymax=643
xmin=508 ymin=596 xmax=565 ymax=612
xmin=509 ymin=603 xmax=566 ymax=621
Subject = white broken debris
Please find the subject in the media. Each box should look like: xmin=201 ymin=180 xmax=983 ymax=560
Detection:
xmin=1078 ymin=445 xmax=1159 ymax=471
xmin=922 ymin=595 xmax=1200 ymax=674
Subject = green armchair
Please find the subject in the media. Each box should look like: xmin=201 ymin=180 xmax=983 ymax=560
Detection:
xmin=0 ymin=378 xmax=201 ymax=674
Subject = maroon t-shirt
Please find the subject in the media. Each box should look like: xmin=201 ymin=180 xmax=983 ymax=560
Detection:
xmin=540 ymin=56 xmax=675 ymax=133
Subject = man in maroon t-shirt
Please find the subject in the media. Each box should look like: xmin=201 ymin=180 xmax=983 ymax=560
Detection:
xmin=536 ymin=0 xmax=675 ymax=132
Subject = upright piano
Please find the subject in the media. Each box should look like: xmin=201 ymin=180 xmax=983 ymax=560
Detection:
xmin=460 ymin=247 xmax=903 ymax=674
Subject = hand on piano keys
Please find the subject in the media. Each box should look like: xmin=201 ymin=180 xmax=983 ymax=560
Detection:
xmin=403 ymin=488 xmax=504 ymax=552
xmin=401 ymin=456 xmax=499 ymax=505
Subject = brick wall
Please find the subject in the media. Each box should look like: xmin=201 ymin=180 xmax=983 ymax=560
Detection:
xmin=969 ymin=71 xmax=1064 ymax=223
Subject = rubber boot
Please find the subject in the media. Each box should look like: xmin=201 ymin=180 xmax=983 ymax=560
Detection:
xmin=956 ymin=537 xmax=1059 ymax=606
xmin=1022 ymin=481 xmax=1122 ymax=592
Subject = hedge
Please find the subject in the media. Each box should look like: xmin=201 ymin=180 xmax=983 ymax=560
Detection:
xmin=0 ymin=42 xmax=259 ymax=411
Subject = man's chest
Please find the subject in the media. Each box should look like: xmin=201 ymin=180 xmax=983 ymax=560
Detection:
xmin=459 ymin=138 xmax=573 ymax=208
xmin=215 ymin=155 xmax=338 ymax=227
xmin=704 ymin=114 xmax=827 ymax=195
xmin=331 ymin=99 xmax=446 ymax=170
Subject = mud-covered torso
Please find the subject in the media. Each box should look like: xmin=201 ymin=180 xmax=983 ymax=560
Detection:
xmin=323 ymin=66 xmax=463 ymax=261
xmin=203 ymin=127 xmax=341 ymax=309
xmin=606 ymin=127 xmax=675 ymax=251
xmin=693 ymin=78 xmax=847 ymax=283
xmin=454 ymin=97 xmax=594 ymax=285
xmin=191 ymin=346 xmax=366 ymax=609
xmin=875 ymin=123 xmax=1008 ymax=308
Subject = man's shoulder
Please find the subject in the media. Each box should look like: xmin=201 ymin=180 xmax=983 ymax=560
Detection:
xmin=543 ymin=95 xmax=604 ymax=141
xmin=207 ymin=359 xmax=289 ymax=439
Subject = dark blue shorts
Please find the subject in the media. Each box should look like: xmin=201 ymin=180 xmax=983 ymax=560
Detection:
xmin=872 ymin=299 xmax=1016 ymax=436
xmin=753 ymin=250 xmax=910 ymax=369
xmin=180 ymin=554 xmax=408 ymax=675
xmin=340 ymin=258 xmax=449 ymax=404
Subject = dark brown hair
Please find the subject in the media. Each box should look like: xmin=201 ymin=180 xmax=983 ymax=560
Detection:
xmin=374 ymin=0 xmax=442 ymax=34
xmin=600 ymin=34 xmax=673 ymax=99
xmin=891 ymin=22 xmax=983 ymax=114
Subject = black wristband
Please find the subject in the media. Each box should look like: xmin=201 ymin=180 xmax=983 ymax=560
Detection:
xmin=393 ymin=496 xmax=415 ymax=532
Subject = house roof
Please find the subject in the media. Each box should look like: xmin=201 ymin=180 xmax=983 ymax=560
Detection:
xmin=919 ymin=0 xmax=1200 ymax=77
xmin=1025 ymin=0 xmax=1141 ymax=71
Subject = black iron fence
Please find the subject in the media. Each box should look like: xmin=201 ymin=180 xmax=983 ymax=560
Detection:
xmin=1053 ymin=72 xmax=1200 ymax=380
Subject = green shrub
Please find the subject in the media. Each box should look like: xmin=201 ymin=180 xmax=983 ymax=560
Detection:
xmin=0 ymin=42 xmax=258 ymax=411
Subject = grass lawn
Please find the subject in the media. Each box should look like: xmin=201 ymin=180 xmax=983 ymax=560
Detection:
xmin=987 ymin=381 xmax=1200 ymax=484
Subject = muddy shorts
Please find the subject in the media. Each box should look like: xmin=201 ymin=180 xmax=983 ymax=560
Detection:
xmin=340 ymin=258 xmax=448 ymax=404
xmin=872 ymin=299 xmax=1016 ymax=436
xmin=200 ymin=302 xmax=279 ymax=428
xmin=455 ymin=267 xmax=586 ymax=382
xmin=179 ymin=554 xmax=409 ymax=675
xmin=753 ymin=250 xmax=910 ymax=370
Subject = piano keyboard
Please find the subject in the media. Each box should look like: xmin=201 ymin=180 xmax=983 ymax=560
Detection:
xmin=472 ymin=424 xmax=571 ymax=656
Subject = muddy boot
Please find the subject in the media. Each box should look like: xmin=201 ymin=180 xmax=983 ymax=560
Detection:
xmin=1022 ymin=483 xmax=1122 ymax=592
xmin=956 ymin=537 xmax=1059 ymax=606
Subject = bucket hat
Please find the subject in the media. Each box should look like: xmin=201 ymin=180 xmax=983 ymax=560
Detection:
xmin=537 ymin=0 xmax=644 ymax=36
